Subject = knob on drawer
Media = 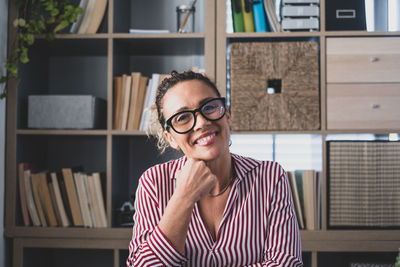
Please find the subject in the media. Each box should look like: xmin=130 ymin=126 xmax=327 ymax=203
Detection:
xmin=370 ymin=57 xmax=379 ymax=62
xmin=371 ymin=104 xmax=380 ymax=109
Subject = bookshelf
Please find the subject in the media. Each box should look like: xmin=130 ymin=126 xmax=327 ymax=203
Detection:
xmin=5 ymin=1 xmax=400 ymax=267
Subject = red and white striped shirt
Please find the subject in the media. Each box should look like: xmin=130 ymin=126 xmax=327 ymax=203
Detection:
xmin=127 ymin=153 xmax=302 ymax=267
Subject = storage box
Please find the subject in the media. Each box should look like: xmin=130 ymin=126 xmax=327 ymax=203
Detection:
xmin=28 ymin=95 xmax=106 ymax=129
xmin=329 ymin=141 xmax=400 ymax=228
xmin=229 ymin=41 xmax=320 ymax=131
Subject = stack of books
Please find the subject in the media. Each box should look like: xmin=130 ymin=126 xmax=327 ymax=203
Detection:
xmin=281 ymin=0 xmax=319 ymax=32
xmin=113 ymin=72 xmax=169 ymax=131
xmin=287 ymin=169 xmax=321 ymax=230
xmin=18 ymin=163 xmax=107 ymax=228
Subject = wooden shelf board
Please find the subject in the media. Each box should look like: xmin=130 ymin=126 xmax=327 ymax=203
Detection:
xmin=6 ymin=226 xmax=131 ymax=239
xmin=112 ymin=33 xmax=205 ymax=39
xmin=227 ymin=32 xmax=321 ymax=38
xmin=39 ymin=34 xmax=110 ymax=39
xmin=16 ymin=129 xmax=108 ymax=135
xmin=324 ymin=31 xmax=400 ymax=37
xmin=111 ymin=130 xmax=146 ymax=136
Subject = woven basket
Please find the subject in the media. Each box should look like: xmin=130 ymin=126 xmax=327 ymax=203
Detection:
xmin=229 ymin=41 xmax=320 ymax=131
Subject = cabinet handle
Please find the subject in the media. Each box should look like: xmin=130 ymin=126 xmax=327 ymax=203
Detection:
xmin=370 ymin=57 xmax=378 ymax=62
xmin=371 ymin=104 xmax=380 ymax=109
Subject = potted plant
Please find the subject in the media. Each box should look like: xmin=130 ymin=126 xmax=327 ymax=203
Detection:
xmin=0 ymin=0 xmax=82 ymax=98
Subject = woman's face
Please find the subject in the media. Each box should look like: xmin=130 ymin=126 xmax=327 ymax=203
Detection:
xmin=162 ymin=80 xmax=231 ymax=161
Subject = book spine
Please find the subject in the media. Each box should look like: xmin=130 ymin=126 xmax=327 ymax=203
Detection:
xmin=252 ymin=0 xmax=268 ymax=32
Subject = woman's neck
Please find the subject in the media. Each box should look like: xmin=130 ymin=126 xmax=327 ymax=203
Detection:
xmin=205 ymin=151 xmax=233 ymax=187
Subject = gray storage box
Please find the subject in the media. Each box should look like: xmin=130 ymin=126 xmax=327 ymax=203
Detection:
xmin=28 ymin=95 xmax=106 ymax=129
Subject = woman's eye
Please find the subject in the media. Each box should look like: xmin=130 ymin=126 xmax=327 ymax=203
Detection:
xmin=175 ymin=113 xmax=191 ymax=123
xmin=203 ymin=104 xmax=218 ymax=113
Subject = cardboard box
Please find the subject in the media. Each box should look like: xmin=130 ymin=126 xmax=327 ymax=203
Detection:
xmin=28 ymin=95 xmax=106 ymax=129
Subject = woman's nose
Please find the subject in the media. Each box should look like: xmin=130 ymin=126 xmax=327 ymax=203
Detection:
xmin=193 ymin=112 xmax=211 ymax=130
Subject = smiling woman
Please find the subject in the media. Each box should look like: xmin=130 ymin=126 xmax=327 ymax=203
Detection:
xmin=126 ymin=70 xmax=303 ymax=267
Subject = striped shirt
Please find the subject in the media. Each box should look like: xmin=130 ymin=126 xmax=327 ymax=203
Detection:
xmin=127 ymin=153 xmax=302 ymax=267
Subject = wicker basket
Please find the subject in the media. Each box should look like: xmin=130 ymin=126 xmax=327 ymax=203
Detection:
xmin=229 ymin=41 xmax=320 ymax=131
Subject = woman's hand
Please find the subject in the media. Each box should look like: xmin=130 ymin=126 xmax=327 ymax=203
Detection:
xmin=175 ymin=158 xmax=217 ymax=203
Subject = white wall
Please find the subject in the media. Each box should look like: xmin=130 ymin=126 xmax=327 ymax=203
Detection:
xmin=0 ymin=0 xmax=8 ymax=266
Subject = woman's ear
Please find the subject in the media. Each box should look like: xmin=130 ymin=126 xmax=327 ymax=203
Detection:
xmin=226 ymin=109 xmax=232 ymax=127
xmin=163 ymin=130 xmax=180 ymax=150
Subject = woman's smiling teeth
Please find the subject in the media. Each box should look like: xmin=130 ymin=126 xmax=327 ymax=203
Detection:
xmin=195 ymin=132 xmax=217 ymax=145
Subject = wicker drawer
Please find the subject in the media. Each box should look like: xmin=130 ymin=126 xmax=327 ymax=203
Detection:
xmin=327 ymin=37 xmax=400 ymax=83
xmin=327 ymin=83 xmax=400 ymax=129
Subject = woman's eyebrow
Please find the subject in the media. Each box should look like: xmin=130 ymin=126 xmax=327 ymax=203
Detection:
xmin=172 ymin=97 xmax=215 ymax=114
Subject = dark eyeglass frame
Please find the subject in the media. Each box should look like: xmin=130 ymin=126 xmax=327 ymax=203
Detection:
xmin=164 ymin=97 xmax=226 ymax=134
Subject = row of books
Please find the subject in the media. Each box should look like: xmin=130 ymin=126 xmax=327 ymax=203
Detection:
xmin=227 ymin=0 xmax=281 ymax=32
xmin=227 ymin=0 xmax=320 ymax=33
xmin=287 ymin=169 xmax=321 ymax=230
xmin=18 ymin=163 xmax=107 ymax=228
xmin=69 ymin=0 xmax=108 ymax=34
xmin=113 ymin=72 xmax=169 ymax=131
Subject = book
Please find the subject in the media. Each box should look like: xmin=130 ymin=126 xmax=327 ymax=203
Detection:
xmin=77 ymin=0 xmax=96 ymax=34
xmin=127 ymin=72 xmax=142 ymax=131
xmin=139 ymin=78 xmax=153 ymax=131
xmin=231 ymin=0 xmax=244 ymax=32
xmin=74 ymin=172 xmax=93 ymax=228
xmin=30 ymin=173 xmax=48 ymax=227
xmin=129 ymin=29 xmax=170 ymax=34
xmin=23 ymin=169 xmax=41 ymax=226
xmin=303 ymin=170 xmax=316 ymax=230
xmin=252 ymin=0 xmax=268 ymax=32
xmin=86 ymin=174 xmax=101 ymax=227
xmin=113 ymin=76 xmax=123 ymax=130
xmin=226 ymin=0 xmax=234 ymax=33
xmin=263 ymin=0 xmax=281 ymax=31
xmin=47 ymin=174 xmax=62 ymax=226
xmin=61 ymin=168 xmax=83 ymax=227
xmin=38 ymin=172 xmax=58 ymax=227
xmin=241 ymin=0 xmax=255 ymax=32
xmin=57 ymin=172 xmax=74 ymax=225
xmin=294 ymin=170 xmax=306 ymax=229
xmin=120 ymin=74 xmax=132 ymax=130
xmin=70 ymin=0 xmax=89 ymax=33
xmin=81 ymin=173 xmax=95 ymax=227
xmin=92 ymin=172 xmax=107 ymax=227
xmin=85 ymin=0 xmax=108 ymax=34
xmin=50 ymin=172 xmax=70 ymax=227
xmin=287 ymin=171 xmax=305 ymax=229
xmin=139 ymin=74 xmax=160 ymax=131
xmin=132 ymin=75 xmax=149 ymax=130
xmin=18 ymin=163 xmax=33 ymax=226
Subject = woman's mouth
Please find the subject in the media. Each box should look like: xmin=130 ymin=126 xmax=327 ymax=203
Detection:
xmin=194 ymin=132 xmax=217 ymax=146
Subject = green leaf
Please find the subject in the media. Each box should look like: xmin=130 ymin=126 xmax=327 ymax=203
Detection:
xmin=0 ymin=76 xmax=7 ymax=84
xmin=6 ymin=63 xmax=18 ymax=75
xmin=0 ymin=92 xmax=7 ymax=99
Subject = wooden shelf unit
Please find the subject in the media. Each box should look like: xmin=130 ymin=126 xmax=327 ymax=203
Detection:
xmin=5 ymin=0 xmax=400 ymax=266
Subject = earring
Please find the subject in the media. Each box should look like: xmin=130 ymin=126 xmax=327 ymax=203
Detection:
xmin=229 ymin=139 xmax=232 ymax=147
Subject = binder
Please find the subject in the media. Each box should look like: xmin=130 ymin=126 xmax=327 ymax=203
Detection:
xmin=231 ymin=0 xmax=245 ymax=32
xmin=241 ymin=0 xmax=255 ymax=32
xmin=252 ymin=0 xmax=268 ymax=32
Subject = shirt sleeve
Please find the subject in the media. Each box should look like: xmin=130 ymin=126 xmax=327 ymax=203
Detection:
xmin=127 ymin=172 xmax=187 ymax=267
xmin=247 ymin=170 xmax=303 ymax=267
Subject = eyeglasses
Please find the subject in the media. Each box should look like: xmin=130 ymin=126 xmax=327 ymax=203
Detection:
xmin=164 ymin=97 xmax=226 ymax=134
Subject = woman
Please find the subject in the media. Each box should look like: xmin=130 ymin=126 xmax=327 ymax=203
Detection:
xmin=127 ymin=70 xmax=303 ymax=266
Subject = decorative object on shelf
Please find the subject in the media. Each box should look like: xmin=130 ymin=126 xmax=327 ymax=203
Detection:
xmin=281 ymin=0 xmax=320 ymax=32
xmin=0 ymin=0 xmax=83 ymax=99
xmin=177 ymin=0 xmax=197 ymax=33
xmin=229 ymin=41 xmax=320 ymax=131
xmin=28 ymin=95 xmax=106 ymax=129
xmin=329 ymin=141 xmax=400 ymax=228
xmin=115 ymin=197 xmax=135 ymax=227
xmin=325 ymin=0 xmax=366 ymax=31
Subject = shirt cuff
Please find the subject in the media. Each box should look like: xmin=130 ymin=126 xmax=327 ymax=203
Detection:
xmin=147 ymin=226 xmax=187 ymax=266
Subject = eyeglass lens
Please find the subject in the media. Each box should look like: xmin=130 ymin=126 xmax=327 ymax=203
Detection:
xmin=170 ymin=98 xmax=225 ymax=133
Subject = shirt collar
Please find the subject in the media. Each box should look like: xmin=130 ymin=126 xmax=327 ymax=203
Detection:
xmin=169 ymin=153 xmax=262 ymax=181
